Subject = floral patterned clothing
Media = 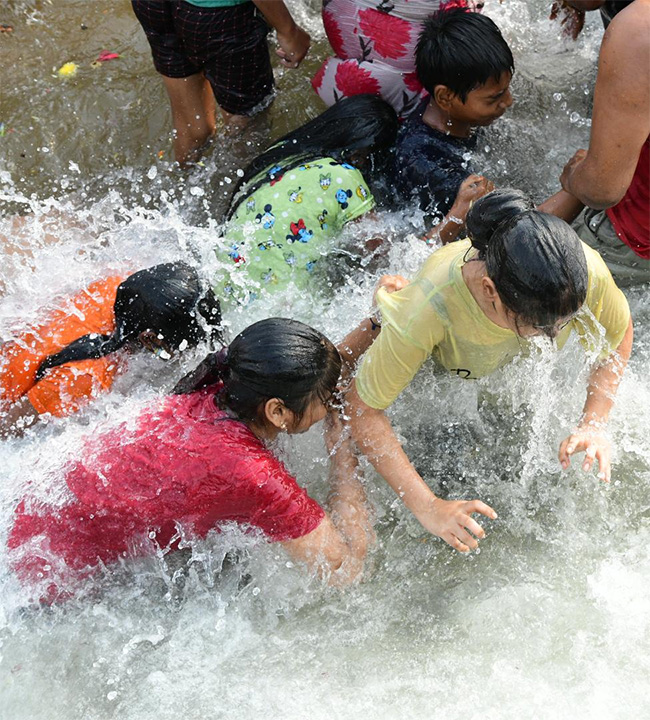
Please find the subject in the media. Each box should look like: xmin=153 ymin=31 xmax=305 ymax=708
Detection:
xmin=214 ymin=157 xmax=375 ymax=302
xmin=312 ymin=0 xmax=482 ymax=119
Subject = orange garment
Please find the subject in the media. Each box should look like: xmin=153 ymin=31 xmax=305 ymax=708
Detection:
xmin=0 ymin=275 xmax=127 ymax=417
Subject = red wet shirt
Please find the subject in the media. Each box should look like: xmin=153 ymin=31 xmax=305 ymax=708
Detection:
xmin=9 ymin=388 xmax=325 ymax=582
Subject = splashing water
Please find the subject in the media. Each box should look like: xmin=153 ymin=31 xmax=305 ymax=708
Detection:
xmin=1 ymin=1 xmax=649 ymax=718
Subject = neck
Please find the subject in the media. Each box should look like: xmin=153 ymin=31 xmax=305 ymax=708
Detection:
xmin=245 ymin=419 xmax=280 ymax=443
xmin=422 ymin=99 xmax=472 ymax=139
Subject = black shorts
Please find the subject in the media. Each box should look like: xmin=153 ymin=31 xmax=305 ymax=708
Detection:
xmin=131 ymin=0 xmax=274 ymax=115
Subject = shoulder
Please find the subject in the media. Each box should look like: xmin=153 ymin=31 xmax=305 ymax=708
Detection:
xmin=600 ymin=1 xmax=650 ymax=72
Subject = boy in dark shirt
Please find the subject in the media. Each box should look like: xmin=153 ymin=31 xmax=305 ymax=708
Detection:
xmin=393 ymin=9 xmax=514 ymax=220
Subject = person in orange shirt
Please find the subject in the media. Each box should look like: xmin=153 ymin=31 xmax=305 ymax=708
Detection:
xmin=0 ymin=262 xmax=222 ymax=435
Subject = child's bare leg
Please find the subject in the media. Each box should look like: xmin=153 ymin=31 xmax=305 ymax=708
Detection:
xmin=220 ymin=107 xmax=251 ymax=134
xmin=162 ymin=73 xmax=217 ymax=165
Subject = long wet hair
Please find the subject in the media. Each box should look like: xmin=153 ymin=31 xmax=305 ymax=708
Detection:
xmin=35 ymin=263 xmax=223 ymax=381
xmin=173 ymin=318 xmax=341 ymax=423
xmin=225 ymin=95 xmax=399 ymax=220
xmin=465 ymin=189 xmax=588 ymax=333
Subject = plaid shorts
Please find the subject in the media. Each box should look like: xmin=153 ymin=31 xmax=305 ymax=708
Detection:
xmin=132 ymin=0 xmax=274 ymax=115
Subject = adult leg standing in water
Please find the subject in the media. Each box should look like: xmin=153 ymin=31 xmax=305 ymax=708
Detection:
xmin=132 ymin=0 xmax=310 ymax=165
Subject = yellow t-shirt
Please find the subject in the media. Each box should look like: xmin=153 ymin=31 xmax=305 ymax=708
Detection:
xmin=356 ymin=239 xmax=630 ymax=410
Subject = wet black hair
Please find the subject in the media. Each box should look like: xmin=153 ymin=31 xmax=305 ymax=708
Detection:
xmin=173 ymin=318 xmax=341 ymax=424
xmin=466 ymin=189 xmax=588 ymax=333
xmin=226 ymin=95 xmax=399 ymax=219
xmin=35 ymin=262 xmax=223 ymax=381
xmin=416 ymin=8 xmax=514 ymax=101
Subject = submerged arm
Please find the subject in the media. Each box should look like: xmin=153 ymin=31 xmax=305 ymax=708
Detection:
xmin=281 ymin=413 xmax=373 ymax=586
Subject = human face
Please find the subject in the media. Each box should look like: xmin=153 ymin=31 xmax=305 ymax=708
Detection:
xmin=507 ymin=312 xmax=577 ymax=340
xmin=450 ymin=72 xmax=513 ymax=127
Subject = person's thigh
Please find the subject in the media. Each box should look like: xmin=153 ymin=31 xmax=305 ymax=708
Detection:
xmin=175 ymin=2 xmax=274 ymax=116
xmin=573 ymin=208 xmax=650 ymax=287
xmin=131 ymin=0 xmax=199 ymax=78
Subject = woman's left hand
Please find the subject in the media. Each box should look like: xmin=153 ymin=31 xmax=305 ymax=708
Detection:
xmin=558 ymin=426 xmax=611 ymax=482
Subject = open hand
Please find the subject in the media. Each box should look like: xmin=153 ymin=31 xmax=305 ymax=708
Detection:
xmin=276 ymin=25 xmax=310 ymax=68
xmin=451 ymin=174 xmax=495 ymax=219
xmin=559 ymin=426 xmax=611 ymax=482
xmin=415 ymin=497 xmax=498 ymax=552
xmin=550 ymin=1 xmax=586 ymax=40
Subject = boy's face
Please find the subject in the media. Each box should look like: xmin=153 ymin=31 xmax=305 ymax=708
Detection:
xmin=449 ymin=72 xmax=513 ymax=127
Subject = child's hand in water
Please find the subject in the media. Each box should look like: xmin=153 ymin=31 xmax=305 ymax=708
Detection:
xmin=451 ymin=175 xmax=495 ymax=220
xmin=276 ymin=24 xmax=310 ymax=68
xmin=559 ymin=425 xmax=612 ymax=482
xmin=415 ymin=498 xmax=498 ymax=552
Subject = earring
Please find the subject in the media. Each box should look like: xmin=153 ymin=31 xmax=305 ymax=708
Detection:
xmin=445 ymin=115 xmax=453 ymax=134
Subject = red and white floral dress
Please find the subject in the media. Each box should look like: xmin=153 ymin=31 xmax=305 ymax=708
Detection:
xmin=312 ymin=0 xmax=482 ymax=119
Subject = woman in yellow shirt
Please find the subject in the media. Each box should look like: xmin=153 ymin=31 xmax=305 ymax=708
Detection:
xmin=345 ymin=189 xmax=633 ymax=553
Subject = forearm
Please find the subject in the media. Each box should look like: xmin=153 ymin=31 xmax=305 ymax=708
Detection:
xmin=537 ymin=189 xmax=584 ymax=223
xmin=580 ymin=318 xmax=633 ymax=426
xmin=327 ymin=439 xmax=372 ymax=567
xmin=346 ymin=386 xmax=438 ymax=519
xmin=252 ymin=0 xmax=296 ymax=33
xmin=564 ymin=159 xmax=627 ymax=209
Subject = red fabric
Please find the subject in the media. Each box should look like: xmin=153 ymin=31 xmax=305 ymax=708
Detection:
xmin=358 ymin=8 xmax=411 ymax=60
xmin=9 ymin=388 xmax=325 ymax=587
xmin=607 ymin=138 xmax=650 ymax=259
xmin=333 ymin=61 xmax=382 ymax=97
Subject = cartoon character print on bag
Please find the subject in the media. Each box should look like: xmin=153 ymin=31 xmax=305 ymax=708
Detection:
xmin=356 ymin=185 xmax=369 ymax=200
xmin=335 ymin=189 xmax=353 ymax=210
xmin=245 ymin=198 xmax=256 ymax=214
xmin=228 ymin=244 xmax=246 ymax=265
xmin=268 ymin=165 xmax=284 ymax=186
xmin=255 ymin=204 xmax=275 ymax=229
xmin=283 ymin=251 xmax=296 ymax=267
xmin=318 ymin=209 xmax=329 ymax=230
xmin=260 ymin=268 xmax=278 ymax=285
xmin=286 ymin=219 xmax=314 ymax=244
xmin=288 ymin=187 xmax=303 ymax=203
xmin=319 ymin=173 xmax=332 ymax=190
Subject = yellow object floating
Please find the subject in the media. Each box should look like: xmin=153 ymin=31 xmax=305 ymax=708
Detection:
xmin=57 ymin=62 xmax=78 ymax=78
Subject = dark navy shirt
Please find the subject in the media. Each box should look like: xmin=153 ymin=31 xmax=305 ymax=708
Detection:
xmin=391 ymin=98 xmax=477 ymax=220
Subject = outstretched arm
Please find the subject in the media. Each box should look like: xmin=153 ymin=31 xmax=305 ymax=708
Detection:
xmin=344 ymin=379 xmax=497 ymax=552
xmin=560 ymin=4 xmax=650 ymax=207
xmin=559 ymin=317 xmax=633 ymax=481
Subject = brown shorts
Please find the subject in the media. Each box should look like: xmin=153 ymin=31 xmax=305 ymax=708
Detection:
xmin=132 ymin=0 xmax=274 ymax=115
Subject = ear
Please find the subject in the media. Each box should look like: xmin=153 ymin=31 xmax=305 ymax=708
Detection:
xmin=481 ymin=276 xmax=500 ymax=304
xmin=433 ymin=84 xmax=456 ymax=112
xmin=263 ymin=398 xmax=294 ymax=431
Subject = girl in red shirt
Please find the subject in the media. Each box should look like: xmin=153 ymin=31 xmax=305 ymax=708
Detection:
xmin=9 ymin=314 xmax=384 ymax=602
xmin=0 ymin=262 xmax=222 ymax=434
